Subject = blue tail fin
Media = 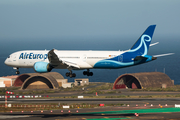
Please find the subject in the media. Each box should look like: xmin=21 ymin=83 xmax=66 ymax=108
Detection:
xmin=130 ymin=25 xmax=156 ymax=56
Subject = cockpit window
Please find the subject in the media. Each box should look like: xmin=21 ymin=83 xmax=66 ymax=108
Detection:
xmin=8 ymin=56 xmax=10 ymax=58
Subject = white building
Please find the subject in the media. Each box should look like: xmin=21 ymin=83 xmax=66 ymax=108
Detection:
xmin=0 ymin=76 xmax=18 ymax=87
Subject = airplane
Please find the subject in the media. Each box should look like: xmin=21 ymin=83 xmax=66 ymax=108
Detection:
xmin=4 ymin=25 xmax=174 ymax=78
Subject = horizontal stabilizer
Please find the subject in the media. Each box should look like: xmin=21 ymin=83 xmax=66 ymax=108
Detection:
xmin=153 ymin=53 xmax=174 ymax=57
xmin=134 ymin=56 xmax=147 ymax=61
xmin=134 ymin=55 xmax=157 ymax=61
xmin=150 ymin=42 xmax=159 ymax=46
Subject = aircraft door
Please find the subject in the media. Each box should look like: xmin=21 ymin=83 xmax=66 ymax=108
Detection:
xmin=12 ymin=54 xmax=19 ymax=65
xmin=118 ymin=55 xmax=123 ymax=62
xmin=13 ymin=54 xmax=17 ymax=61
xmin=82 ymin=54 xmax=87 ymax=62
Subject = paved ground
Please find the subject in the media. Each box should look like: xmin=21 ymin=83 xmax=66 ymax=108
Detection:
xmin=1 ymin=106 xmax=180 ymax=120
xmin=1 ymin=98 xmax=180 ymax=107
xmin=22 ymin=90 xmax=180 ymax=97
xmin=2 ymin=88 xmax=180 ymax=98
xmin=1 ymin=90 xmax=180 ymax=119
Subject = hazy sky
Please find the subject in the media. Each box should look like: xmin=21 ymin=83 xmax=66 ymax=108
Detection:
xmin=0 ymin=0 xmax=180 ymax=52
xmin=0 ymin=0 xmax=179 ymax=83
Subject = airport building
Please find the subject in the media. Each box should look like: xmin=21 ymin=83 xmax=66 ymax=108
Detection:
xmin=0 ymin=72 xmax=174 ymax=90
xmin=0 ymin=75 xmax=18 ymax=87
xmin=0 ymin=72 xmax=89 ymax=89
xmin=13 ymin=72 xmax=72 ymax=89
xmin=74 ymin=78 xmax=89 ymax=86
xmin=113 ymin=72 xmax=174 ymax=89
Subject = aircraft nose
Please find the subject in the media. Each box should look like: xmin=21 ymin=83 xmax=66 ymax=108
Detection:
xmin=4 ymin=57 xmax=12 ymax=66
xmin=4 ymin=58 xmax=8 ymax=65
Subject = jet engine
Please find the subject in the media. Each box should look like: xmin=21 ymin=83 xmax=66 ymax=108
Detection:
xmin=33 ymin=61 xmax=52 ymax=73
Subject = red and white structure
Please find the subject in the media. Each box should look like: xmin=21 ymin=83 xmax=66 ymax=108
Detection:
xmin=5 ymin=91 xmax=14 ymax=108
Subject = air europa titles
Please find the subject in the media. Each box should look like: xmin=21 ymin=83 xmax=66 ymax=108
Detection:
xmin=19 ymin=53 xmax=48 ymax=60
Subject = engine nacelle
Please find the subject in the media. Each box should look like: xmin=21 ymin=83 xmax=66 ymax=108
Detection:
xmin=33 ymin=61 xmax=52 ymax=73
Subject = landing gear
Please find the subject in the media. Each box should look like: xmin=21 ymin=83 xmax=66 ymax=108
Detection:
xmin=65 ymin=68 xmax=93 ymax=78
xmin=66 ymin=69 xmax=76 ymax=78
xmin=83 ymin=69 xmax=93 ymax=76
xmin=16 ymin=71 xmax=20 ymax=75
xmin=14 ymin=67 xmax=20 ymax=75
xmin=66 ymin=72 xmax=76 ymax=78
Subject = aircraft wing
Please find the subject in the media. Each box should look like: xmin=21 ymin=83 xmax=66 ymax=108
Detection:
xmin=48 ymin=49 xmax=80 ymax=69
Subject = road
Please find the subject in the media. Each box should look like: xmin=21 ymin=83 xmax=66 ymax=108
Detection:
xmin=1 ymin=106 xmax=180 ymax=120
xmin=1 ymin=98 xmax=180 ymax=105
xmin=1 ymin=91 xmax=180 ymax=119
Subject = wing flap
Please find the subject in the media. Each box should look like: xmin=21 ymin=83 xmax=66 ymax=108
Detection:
xmin=63 ymin=61 xmax=80 ymax=69
xmin=48 ymin=49 xmax=80 ymax=69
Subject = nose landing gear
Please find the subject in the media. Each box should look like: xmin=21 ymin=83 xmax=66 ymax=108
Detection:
xmin=16 ymin=71 xmax=20 ymax=75
xmin=14 ymin=67 xmax=20 ymax=75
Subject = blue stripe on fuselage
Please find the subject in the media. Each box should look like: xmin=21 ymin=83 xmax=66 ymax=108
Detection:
xmin=94 ymin=60 xmax=134 ymax=69
xmin=93 ymin=54 xmax=153 ymax=69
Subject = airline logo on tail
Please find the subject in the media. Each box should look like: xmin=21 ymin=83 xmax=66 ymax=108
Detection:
xmin=129 ymin=34 xmax=151 ymax=56
xmin=129 ymin=25 xmax=156 ymax=56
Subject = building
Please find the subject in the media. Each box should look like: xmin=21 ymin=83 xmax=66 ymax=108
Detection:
xmin=13 ymin=72 xmax=72 ymax=89
xmin=0 ymin=75 xmax=18 ymax=87
xmin=113 ymin=72 xmax=174 ymax=89
xmin=74 ymin=78 xmax=89 ymax=86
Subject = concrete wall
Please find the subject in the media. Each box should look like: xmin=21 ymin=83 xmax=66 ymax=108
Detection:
xmin=57 ymin=79 xmax=68 ymax=84
xmin=0 ymin=81 xmax=5 ymax=87
xmin=74 ymin=78 xmax=89 ymax=86
xmin=62 ymin=83 xmax=72 ymax=88
xmin=0 ymin=78 xmax=14 ymax=87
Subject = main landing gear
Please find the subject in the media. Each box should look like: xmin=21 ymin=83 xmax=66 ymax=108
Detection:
xmin=66 ymin=70 xmax=76 ymax=78
xmin=83 ymin=69 xmax=93 ymax=76
xmin=66 ymin=69 xmax=93 ymax=78
xmin=14 ymin=67 xmax=20 ymax=75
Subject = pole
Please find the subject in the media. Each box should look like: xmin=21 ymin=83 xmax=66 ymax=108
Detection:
xmin=5 ymin=91 xmax=14 ymax=108
xmin=5 ymin=92 xmax=7 ymax=108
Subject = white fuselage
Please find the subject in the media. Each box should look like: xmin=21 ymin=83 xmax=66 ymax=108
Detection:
xmin=4 ymin=25 xmax=169 ymax=77
xmin=5 ymin=50 xmax=125 ymax=69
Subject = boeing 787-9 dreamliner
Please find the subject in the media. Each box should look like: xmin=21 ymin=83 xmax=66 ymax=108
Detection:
xmin=4 ymin=25 xmax=174 ymax=77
